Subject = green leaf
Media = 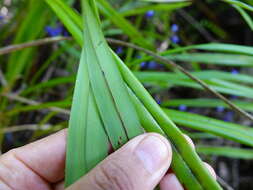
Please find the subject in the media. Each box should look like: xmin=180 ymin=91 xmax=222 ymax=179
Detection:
xmin=164 ymin=53 xmax=253 ymax=67
xmin=136 ymin=71 xmax=253 ymax=99
xmin=192 ymin=43 xmax=253 ymax=55
xmin=233 ymin=5 xmax=253 ymax=31
xmin=222 ymin=0 xmax=253 ymax=12
xmin=120 ymin=2 xmax=190 ymax=16
xmin=83 ymin=0 xmax=142 ymax=144
xmin=143 ymin=0 xmax=190 ymax=2
xmin=164 ymin=109 xmax=253 ymax=147
xmin=197 ymin=146 xmax=253 ymax=160
xmin=135 ymin=70 xmax=253 ymax=85
xmin=163 ymin=98 xmax=253 ymax=112
xmin=130 ymin=43 xmax=253 ymax=66
xmin=65 ymin=0 xmax=142 ymax=186
xmin=65 ymin=50 xmax=91 ymax=186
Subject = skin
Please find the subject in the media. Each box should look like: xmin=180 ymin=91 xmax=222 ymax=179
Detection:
xmin=0 ymin=130 xmax=216 ymax=190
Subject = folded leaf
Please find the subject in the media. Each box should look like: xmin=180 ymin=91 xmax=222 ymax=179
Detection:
xmin=65 ymin=0 xmax=142 ymax=186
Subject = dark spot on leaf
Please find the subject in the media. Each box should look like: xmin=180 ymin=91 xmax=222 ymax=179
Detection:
xmin=108 ymin=141 xmax=114 ymax=154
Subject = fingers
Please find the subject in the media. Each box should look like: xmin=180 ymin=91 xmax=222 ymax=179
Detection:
xmin=0 ymin=129 xmax=67 ymax=190
xmin=53 ymin=181 xmax=65 ymax=190
xmin=204 ymin=163 xmax=216 ymax=180
xmin=160 ymin=174 xmax=184 ymax=190
xmin=183 ymin=134 xmax=195 ymax=149
xmin=67 ymin=133 xmax=172 ymax=190
xmin=160 ymin=134 xmax=217 ymax=190
xmin=160 ymin=163 xmax=216 ymax=190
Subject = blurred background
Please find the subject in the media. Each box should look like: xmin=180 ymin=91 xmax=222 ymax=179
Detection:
xmin=0 ymin=0 xmax=253 ymax=189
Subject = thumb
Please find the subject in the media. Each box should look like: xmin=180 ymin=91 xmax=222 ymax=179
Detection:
xmin=67 ymin=133 xmax=172 ymax=190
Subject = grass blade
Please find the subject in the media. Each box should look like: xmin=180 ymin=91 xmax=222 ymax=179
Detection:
xmin=163 ymin=98 xmax=253 ymax=112
xmin=233 ymin=5 xmax=253 ymax=30
xmin=197 ymin=146 xmax=253 ymax=160
xmin=164 ymin=109 xmax=253 ymax=147
xmin=222 ymin=0 xmax=253 ymax=12
xmin=121 ymin=2 xmax=190 ymax=16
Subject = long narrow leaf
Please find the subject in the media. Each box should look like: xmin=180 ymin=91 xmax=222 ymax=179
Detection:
xmin=197 ymin=146 xmax=253 ymax=160
xmin=164 ymin=109 xmax=253 ymax=147
xmin=66 ymin=0 xmax=143 ymax=186
xmin=163 ymin=98 xmax=253 ymax=112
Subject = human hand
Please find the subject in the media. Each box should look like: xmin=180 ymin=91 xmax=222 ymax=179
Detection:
xmin=0 ymin=130 xmax=216 ymax=190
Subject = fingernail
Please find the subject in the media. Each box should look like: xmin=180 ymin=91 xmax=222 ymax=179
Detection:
xmin=135 ymin=135 xmax=170 ymax=173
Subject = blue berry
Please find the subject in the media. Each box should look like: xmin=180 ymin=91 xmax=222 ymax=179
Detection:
xmin=147 ymin=61 xmax=159 ymax=69
xmin=145 ymin=10 xmax=155 ymax=18
xmin=171 ymin=35 xmax=180 ymax=44
xmin=223 ymin=111 xmax=234 ymax=122
xmin=116 ymin=47 xmax=123 ymax=54
xmin=230 ymin=95 xmax=238 ymax=100
xmin=231 ymin=69 xmax=239 ymax=75
xmin=156 ymin=98 xmax=161 ymax=105
xmin=179 ymin=105 xmax=187 ymax=111
xmin=171 ymin=24 xmax=179 ymax=33
xmin=140 ymin=62 xmax=147 ymax=69
xmin=216 ymin=106 xmax=225 ymax=113
xmin=45 ymin=26 xmax=63 ymax=37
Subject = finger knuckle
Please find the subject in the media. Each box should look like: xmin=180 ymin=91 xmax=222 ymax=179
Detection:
xmin=93 ymin=159 xmax=134 ymax=190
